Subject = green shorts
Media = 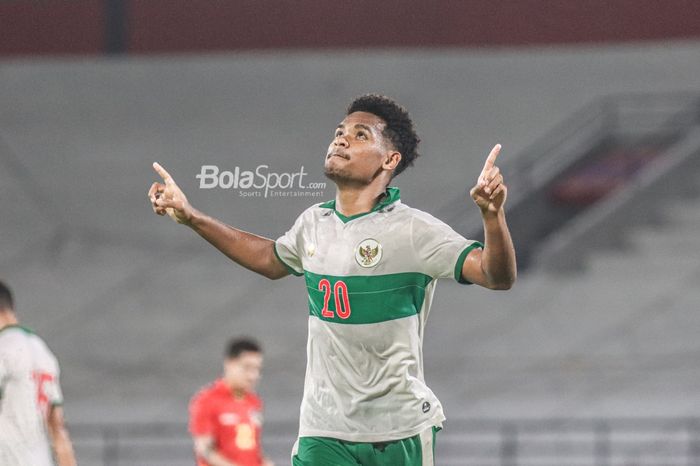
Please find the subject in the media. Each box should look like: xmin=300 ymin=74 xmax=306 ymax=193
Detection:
xmin=291 ymin=426 xmax=441 ymax=466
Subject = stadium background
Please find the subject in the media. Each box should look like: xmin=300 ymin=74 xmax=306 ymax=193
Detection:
xmin=2 ymin=1 xmax=700 ymax=464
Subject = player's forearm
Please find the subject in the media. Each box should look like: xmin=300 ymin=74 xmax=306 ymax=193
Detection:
xmin=480 ymin=209 xmax=516 ymax=290
xmin=47 ymin=407 xmax=77 ymax=466
xmin=50 ymin=427 xmax=77 ymax=466
xmin=188 ymin=209 xmax=288 ymax=279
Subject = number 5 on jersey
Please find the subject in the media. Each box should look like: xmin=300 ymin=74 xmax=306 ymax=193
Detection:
xmin=318 ymin=279 xmax=351 ymax=319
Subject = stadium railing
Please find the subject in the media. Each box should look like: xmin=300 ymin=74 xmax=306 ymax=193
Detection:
xmin=70 ymin=417 xmax=700 ymax=466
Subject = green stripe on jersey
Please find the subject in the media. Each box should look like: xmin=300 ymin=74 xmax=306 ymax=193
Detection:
xmin=454 ymin=241 xmax=484 ymax=284
xmin=304 ymin=270 xmax=433 ymax=324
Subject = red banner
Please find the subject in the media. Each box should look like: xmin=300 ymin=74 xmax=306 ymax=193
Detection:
xmin=0 ymin=0 xmax=103 ymax=56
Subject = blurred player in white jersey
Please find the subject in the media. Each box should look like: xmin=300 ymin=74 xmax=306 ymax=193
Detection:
xmin=0 ymin=281 xmax=77 ymax=466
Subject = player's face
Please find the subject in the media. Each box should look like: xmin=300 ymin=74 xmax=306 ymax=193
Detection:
xmin=324 ymin=111 xmax=397 ymax=186
xmin=224 ymin=351 xmax=263 ymax=393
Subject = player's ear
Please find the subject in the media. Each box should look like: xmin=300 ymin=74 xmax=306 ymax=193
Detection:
xmin=383 ymin=151 xmax=401 ymax=171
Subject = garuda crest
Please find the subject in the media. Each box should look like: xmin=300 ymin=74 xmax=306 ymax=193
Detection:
xmin=355 ymin=238 xmax=382 ymax=268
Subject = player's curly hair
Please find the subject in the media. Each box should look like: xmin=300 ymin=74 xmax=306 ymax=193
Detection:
xmin=347 ymin=94 xmax=420 ymax=178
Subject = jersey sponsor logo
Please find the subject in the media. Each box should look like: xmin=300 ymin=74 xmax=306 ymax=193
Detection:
xmin=306 ymin=243 xmax=316 ymax=257
xmin=422 ymin=401 xmax=431 ymax=413
xmin=355 ymin=238 xmax=382 ymax=268
xmin=235 ymin=423 xmax=257 ymax=450
xmin=219 ymin=412 xmax=240 ymax=425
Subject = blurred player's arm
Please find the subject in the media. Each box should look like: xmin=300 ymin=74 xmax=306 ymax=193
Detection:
xmin=193 ymin=436 xmax=238 ymax=466
xmin=47 ymin=406 xmax=77 ymax=466
xmin=148 ymin=163 xmax=288 ymax=280
xmin=461 ymin=144 xmax=517 ymax=290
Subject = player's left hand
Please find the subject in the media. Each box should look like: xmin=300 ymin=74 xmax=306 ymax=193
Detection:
xmin=470 ymin=144 xmax=507 ymax=215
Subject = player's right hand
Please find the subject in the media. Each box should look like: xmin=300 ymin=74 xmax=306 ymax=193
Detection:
xmin=148 ymin=162 xmax=194 ymax=225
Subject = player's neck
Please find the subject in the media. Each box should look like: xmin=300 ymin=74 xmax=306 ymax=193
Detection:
xmin=223 ymin=379 xmax=248 ymax=399
xmin=0 ymin=312 xmax=18 ymax=330
xmin=229 ymin=387 xmax=247 ymax=399
xmin=335 ymin=184 xmax=388 ymax=218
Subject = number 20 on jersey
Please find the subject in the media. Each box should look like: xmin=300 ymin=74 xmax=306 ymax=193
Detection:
xmin=318 ymin=279 xmax=351 ymax=319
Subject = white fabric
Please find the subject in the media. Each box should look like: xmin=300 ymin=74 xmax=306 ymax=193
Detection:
xmin=277 ymin=196 xmax=478 ymax=442
xmin=0 ymin=327 xmax=57 ymax=466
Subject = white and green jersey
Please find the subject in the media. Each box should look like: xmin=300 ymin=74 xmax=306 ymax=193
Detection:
xmin=0 ymin=325 xmax=56 ymax=466
xmin=275 ymin=187 xmax=482 ymax=443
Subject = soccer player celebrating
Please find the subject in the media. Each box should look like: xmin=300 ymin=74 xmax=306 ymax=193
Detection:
xmin=0 ymin=281 xmax=77 ymax=466
xmin=189 ymin=338 xmax=274 ymax=466
xmin=149 ymin=95 xmax=516 ymax=465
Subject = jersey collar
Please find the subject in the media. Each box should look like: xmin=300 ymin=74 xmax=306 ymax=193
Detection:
xmin=215 ymin=379 xmax=252 ymax=399
xmin=0 ymin=324 xmax=33 ymax=335
xmin=319 ymin=187 xmax=401 ymax=223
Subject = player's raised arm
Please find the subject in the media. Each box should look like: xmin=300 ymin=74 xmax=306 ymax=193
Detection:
xmin=148 ymin=163 xmax=289 ymax=280
xmin=462 ymin=144 xmax=517 ymax=290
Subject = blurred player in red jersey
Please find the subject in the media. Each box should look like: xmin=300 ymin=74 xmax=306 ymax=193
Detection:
xmin=189 ymin=338 xmax=274 ymax=466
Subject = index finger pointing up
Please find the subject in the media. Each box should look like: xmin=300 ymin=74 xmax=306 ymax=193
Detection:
xmin=153 ymin=162 xmax=173 ymax=183
xmin=481 ymin=144 xmax=502 ymax=174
